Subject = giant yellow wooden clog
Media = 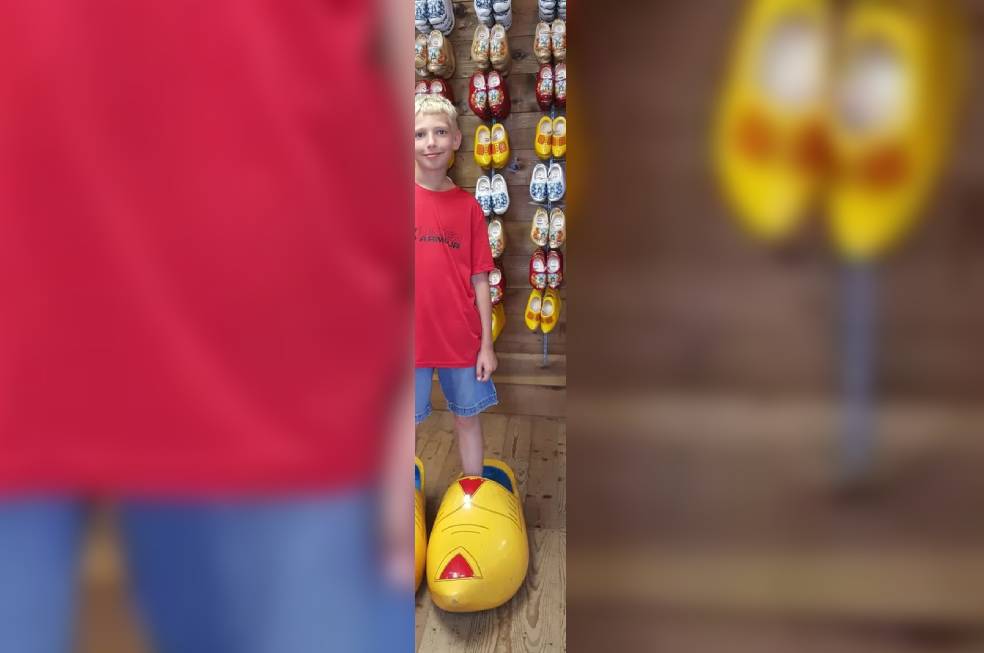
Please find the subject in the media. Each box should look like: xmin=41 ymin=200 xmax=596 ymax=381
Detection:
xmin=426 ymin=459 xmax=528 ymax=612
xmin=827 ymin=0 xmax=966 ymax=260
xmin=415 ymin=456 xmax=427 ymax=592
xmin=713 ymin=0 xmax=833 ymax=241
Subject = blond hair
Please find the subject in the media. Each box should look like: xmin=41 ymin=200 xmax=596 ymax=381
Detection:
xmin=414 ymin=94 xmax=459 ymax=126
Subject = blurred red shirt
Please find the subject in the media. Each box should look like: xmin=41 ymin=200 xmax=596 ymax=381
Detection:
xmin=0 ymin=1 xmax=409 ymax=494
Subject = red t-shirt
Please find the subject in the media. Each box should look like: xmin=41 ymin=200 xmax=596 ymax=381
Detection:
xmin=0 ymin=2 xmax=409 ymax=494
xmin=414 ymin=184 xmax=495 ymax=368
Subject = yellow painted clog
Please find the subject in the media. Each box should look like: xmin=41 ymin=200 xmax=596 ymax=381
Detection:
xmin=540 ymin=288 xmax=561 ymax=334
xmin=474 ymin=125 xmax=493 ymax=169
xmin=534 ymin=116 xmax=553 ymax=160
xmin=426 ymin=459 xmax=529 ymax=612
xmin=827 ymin=0 xmax=966 ymax=260
xmin=713 ymin=0 xmax=833 ymax=242
xmin=524 ymin=288 xmax=542 ymax=332
xmin=491 ymin=123 xmax=511 ymax=169
xmin=491 ymin=302 xmax=506 ymax=342
xmin=415 ymin=456 xmax=427 ymax=592
xmin=551 ymin=116 xmax=567 ymax=159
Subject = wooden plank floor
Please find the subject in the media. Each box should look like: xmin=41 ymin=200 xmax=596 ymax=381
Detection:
xmin=567 ymin=393 xmax=984 ymax=652
xmin=416 ymin=411 xmax=567 ymax=652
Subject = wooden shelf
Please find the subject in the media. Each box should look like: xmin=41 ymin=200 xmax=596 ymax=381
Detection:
xmin=432 ymin=352 xmax=566 ymax=387
xmin=495 ymin=351 xmax=567 ymax=386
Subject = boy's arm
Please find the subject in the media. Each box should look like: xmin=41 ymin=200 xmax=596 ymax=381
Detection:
xmin=472 ymin=272 xmax=498 ymax=382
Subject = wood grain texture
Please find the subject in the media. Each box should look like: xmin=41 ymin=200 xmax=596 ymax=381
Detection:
xmin=434 ymin=382 xmax=565 ymax=419
xmin=565 ymin=392 xmax=984 ymax=651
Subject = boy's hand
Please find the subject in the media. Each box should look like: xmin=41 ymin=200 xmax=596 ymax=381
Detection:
xmin=476 ymin=345 xmax=497 ymax=382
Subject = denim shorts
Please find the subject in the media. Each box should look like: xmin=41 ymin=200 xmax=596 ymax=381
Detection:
xmin=415 ymin=366 xmax=498 ymax=424
xmin=0 ymin=490 xmax=412 ymax=653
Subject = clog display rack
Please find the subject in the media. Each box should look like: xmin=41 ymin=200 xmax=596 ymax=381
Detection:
xmin=415 ymin=1 xmax=458 ymax=101
xmin=467 ymin=5 xmax=515 ymax=345
xmin=525 ymin=13 xmax=566 ymax=365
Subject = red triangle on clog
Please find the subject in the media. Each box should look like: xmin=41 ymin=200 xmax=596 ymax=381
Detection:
xmin=458 ymin=478 xmax=484 ymax=496
xmin=439 ymin=553 xmax=475 ymax=580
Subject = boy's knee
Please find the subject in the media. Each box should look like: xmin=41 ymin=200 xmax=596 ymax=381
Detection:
xmin=454 ymin=413 xmax=479 ymax=428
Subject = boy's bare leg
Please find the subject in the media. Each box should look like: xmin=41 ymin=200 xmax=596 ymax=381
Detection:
xmin=454 ymin=414 xmax=484 ymax=477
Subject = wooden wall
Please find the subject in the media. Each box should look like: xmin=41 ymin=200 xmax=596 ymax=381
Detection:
xmin=565 ymin=7 xmax=984 ymax=650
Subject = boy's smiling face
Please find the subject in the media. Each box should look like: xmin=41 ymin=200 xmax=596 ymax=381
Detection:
xmin=415 ymin=111 xmax=461 ymax=175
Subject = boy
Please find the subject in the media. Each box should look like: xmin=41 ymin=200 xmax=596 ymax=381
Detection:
xmin=414 ymin=95 xmax=498 ymax=476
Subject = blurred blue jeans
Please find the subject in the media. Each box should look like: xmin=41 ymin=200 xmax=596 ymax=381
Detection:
xmin=0 ymin=489 xmax=412 ymax=653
